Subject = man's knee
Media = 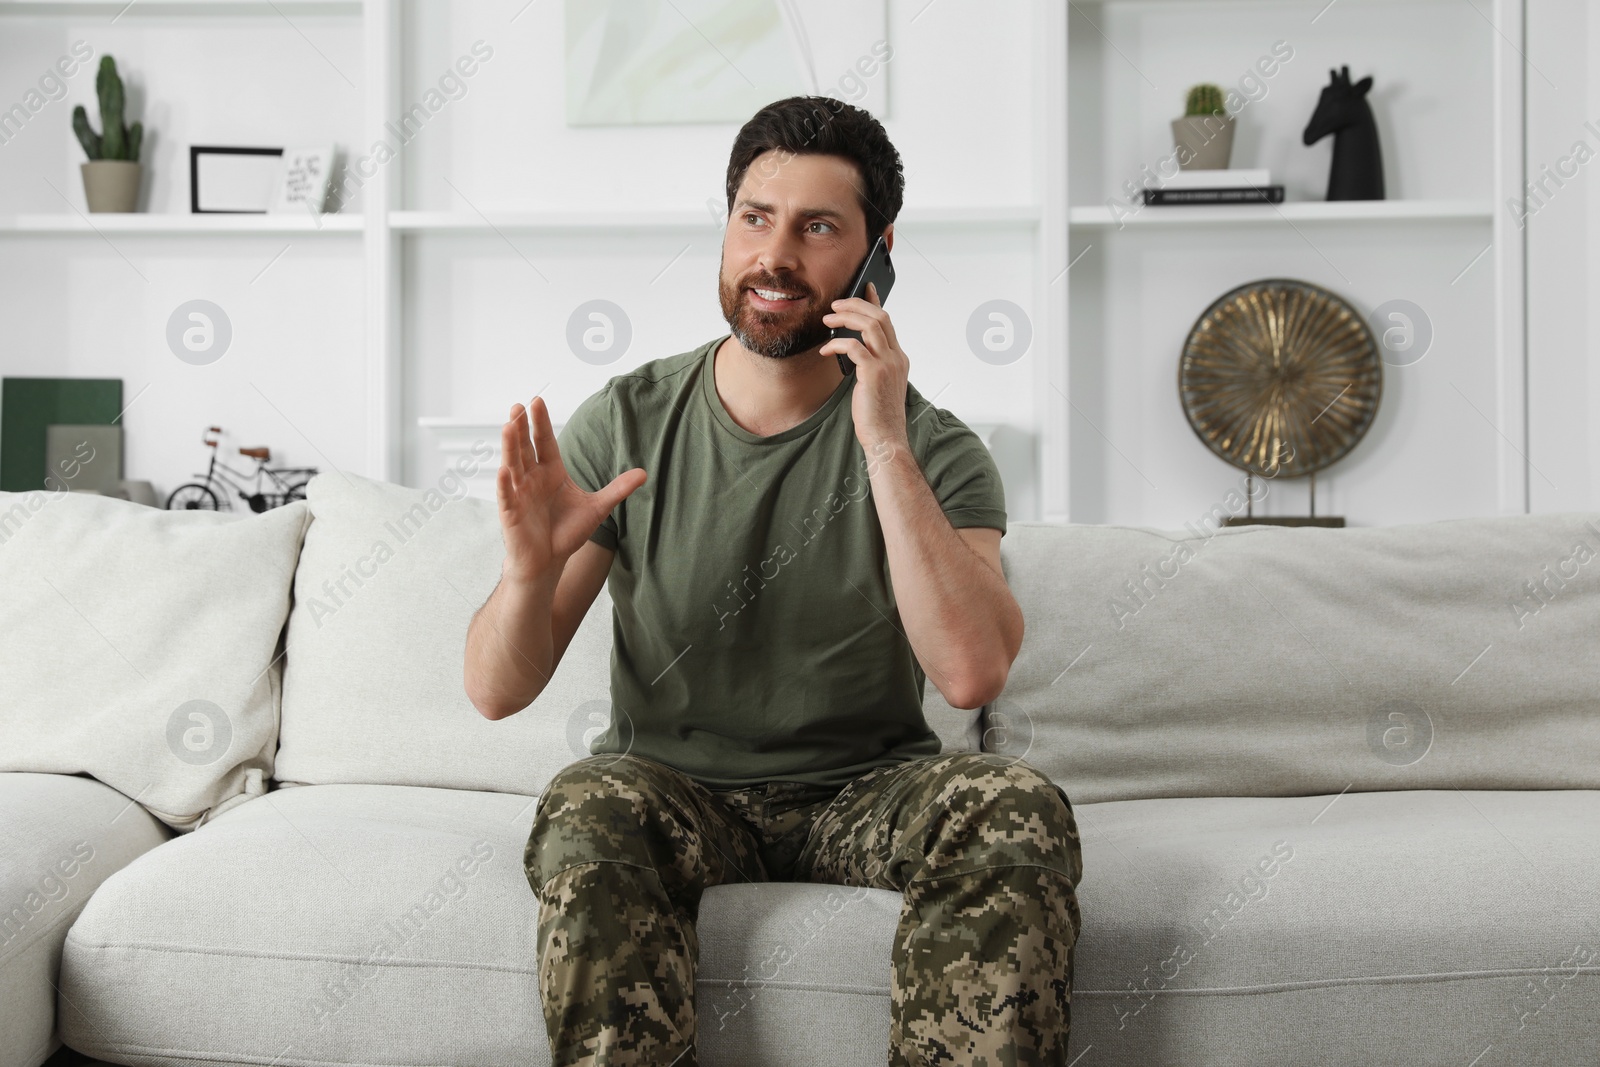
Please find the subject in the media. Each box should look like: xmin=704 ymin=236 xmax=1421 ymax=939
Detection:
xmin=526 ymin=754 xmax=686 ymax=890
xmin=929 ymin=753 xmax=1082 ymax=883
xmin=542 ymin=752 xmax=679 ymax=803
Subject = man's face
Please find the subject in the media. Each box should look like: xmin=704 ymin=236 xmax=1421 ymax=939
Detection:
xmin=718 ymin=150 xmax=873 ymax=360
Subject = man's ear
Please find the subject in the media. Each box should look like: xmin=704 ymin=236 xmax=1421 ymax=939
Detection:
xmin=882 ymin=223 xmax=894 ymax=253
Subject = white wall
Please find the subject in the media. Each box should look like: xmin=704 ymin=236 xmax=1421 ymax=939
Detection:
xmin=396 ymin=0 xmax=1044 ymax=506
xmin=1526 ymin=0 xmax=1600 ymax=513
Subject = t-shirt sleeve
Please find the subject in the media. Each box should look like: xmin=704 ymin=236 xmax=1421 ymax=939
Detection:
xmin=915 ymin=405 xmax=1008 ymax=535
xmin=555 ymin=384 xmax=620 ymax=552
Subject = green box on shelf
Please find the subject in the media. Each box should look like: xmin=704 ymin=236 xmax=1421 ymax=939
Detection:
xmin=1 ymin=378 xmax=123 ymax=491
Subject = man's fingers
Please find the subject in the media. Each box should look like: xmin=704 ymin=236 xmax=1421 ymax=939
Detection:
xmin=502 ymin=406 xmax=531 ymax=479
xmin=528 ymin=395 xmax=562 ymax=469
xmin=597 ymin=467 xmax=647 ymax=513
xmin=495 ymin=464 xmax=516 ymax=519
xmin=500 ymin=409 xmax=519 ymax=477
xmin=819 ymin=337 xmax=867 ymax=366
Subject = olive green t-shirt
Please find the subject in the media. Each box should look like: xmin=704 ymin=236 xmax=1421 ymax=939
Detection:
xmin=556 ymin=334 xmax=1008 ymax=789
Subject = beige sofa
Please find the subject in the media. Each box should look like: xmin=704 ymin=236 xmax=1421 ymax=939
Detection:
xmin=3 ymin=473 xmax=1597 ymax=1066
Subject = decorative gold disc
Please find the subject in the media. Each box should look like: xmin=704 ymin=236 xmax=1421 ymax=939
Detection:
xmin=1178 ymin=278 xmax=1382 ymax=478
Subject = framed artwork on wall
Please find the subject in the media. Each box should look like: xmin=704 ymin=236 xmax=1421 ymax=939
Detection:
xmin=564 ymin=0 xmax=890 ymax=125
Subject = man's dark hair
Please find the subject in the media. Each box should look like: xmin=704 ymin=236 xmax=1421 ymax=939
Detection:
xmin=725 ymin=96 xmax=905 ymax=244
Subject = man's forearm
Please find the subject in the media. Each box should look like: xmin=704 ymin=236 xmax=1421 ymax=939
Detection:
xmin=865 ymin=435 xmax=1022 ymax=709
xmin=464 ymin=564 xmax=558 ymax=719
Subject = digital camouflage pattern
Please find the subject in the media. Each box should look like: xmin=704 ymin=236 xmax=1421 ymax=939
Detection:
xmin=524 ymin=751 xmax=1083 ymax=1066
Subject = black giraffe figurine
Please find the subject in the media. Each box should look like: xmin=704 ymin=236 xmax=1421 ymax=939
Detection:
xmin=1302 ymin=65 xmax=1385 ymax=201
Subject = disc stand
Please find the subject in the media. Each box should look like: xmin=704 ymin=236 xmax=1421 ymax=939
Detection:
xmin=1225 ymin=470 xmax=1346 ymax=528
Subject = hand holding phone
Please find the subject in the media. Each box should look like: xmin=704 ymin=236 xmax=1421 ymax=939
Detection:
xmin=830 ymin=235 xmax=896 ymax=376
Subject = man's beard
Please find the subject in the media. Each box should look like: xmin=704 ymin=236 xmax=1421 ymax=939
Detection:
xmin=718 ymin=264 xmax=840 ymax=360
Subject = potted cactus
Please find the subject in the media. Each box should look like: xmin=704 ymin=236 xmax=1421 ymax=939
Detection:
xmin=1171 ymin=83 xmax=1235 ymax=170
xmin=72 ymin=56 xmax=145 ymax=212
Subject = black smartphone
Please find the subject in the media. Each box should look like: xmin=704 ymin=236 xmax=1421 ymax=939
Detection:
xmin=830 ymin=234 xmax=895 ymax=375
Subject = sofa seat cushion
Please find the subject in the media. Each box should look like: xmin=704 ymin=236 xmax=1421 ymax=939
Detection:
xmin=0 ymin=773 xmax=171 ymax=1067
xmin=1072 ymin=788 xmax=1600 ymax=1067
xmin=57 ymin=782 xmax=904 ymax=1067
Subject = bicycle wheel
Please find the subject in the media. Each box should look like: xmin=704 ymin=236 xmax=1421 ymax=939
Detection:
xmin=167 ymin=484 xmax=220 ymax=511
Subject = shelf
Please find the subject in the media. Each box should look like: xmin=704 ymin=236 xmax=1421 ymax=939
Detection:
xmin=0 ymin=1 xmax=359 ymax=14
xmin=0 ymin=205 xmax=1038 ymax=238
xmin=0 ymin=213 xmax=363 ymax=235
xmin=1067 ymin=199 xmax=1494 ymax=228
xmin=1065 ymin=0 xmax=1395 ymax=5
xmin=391 ymin=206 xmax=1041 ymax=234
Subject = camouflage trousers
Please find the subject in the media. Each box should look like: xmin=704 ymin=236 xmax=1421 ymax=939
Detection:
xmin=523 ymin=751 xmax=1083 ymax=1066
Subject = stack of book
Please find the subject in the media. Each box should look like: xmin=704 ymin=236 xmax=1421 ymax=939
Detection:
xmin=1143 ymin=168 xmax=1285 ymax=206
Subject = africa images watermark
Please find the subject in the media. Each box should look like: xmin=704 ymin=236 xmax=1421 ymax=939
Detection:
xmin=0 ymin=439 xmax=100 ymax=547
xmin=1507 ymin=115 xmax=1600 ymax=231
xmin=710 ymin=438 xmax=897 ymax=630
xmin=706 ymin=851 xmax=895 ymax=1030
xmin=306 ymin=839 xmax=496 ymax=1028
xmin=323 ymin=40 xmax=494 ymax=212
xmin=1107 ymin=444 xmax=1295 ymax=631
xmin=1510 ymin=941 xmax=1599 ymax=1033
xmin=0 ymin=840 xmax=97 ymax=965
xmin=705 ymin=40 xmax=895 ymax=229
xmin=1112 ymin=839 xmax=1296 ymax=1030
xmin=0 ymin=39 xmax=94 ymax=149
xmin=302 ymin=440 xmax=494 ymax=628
xmin=1508 ymin=518 xmax=1600 ymax=630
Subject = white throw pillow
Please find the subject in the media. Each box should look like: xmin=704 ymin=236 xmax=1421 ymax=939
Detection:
xmin=0 ymin=490 xmax=309 ymax=831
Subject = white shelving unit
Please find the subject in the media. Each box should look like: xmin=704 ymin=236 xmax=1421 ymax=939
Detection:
xmin=1 ymin=0 xmax=1052 ymax=502
xmin=0 ymin=1 xmax=358 ymax=10
xmin=1 ymin=0 xmax=1534 ymax=524
xmin=1056 ymin=0 xmax=1527 ymax=524
xmin=0 ymin=213 xmax=363 ymax=233
xmin=1067 ymin=199 xmax=1495 ymax=228
xmin=389 ymin=205 xmax=1041 ymax=233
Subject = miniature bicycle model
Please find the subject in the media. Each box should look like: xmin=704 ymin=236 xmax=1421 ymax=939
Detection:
xmin=165 ymin=426 xmax=317 ymax=512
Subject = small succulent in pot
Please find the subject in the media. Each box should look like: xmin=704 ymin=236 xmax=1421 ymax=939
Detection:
xmin=73 ymin=55 xmax=146 ymax=211
xmin=1185 ymin=83 xmax=1226 ymax=119
xmin=1172 ymin=82 xmax=1235 ymax=170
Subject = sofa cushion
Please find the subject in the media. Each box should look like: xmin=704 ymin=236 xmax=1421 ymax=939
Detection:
xmin=0 ymin=490 xmax=310 ymax=830
xmin=1069 ymin=788 xmax=1600 ymax=1066
xmin=57 ymin=781 xmax=905 ymax=1067
xmin=0 ymin=772 xmax=170 ymax=1067
xmin=274 ymin=471 xmax=977 ymax=797
xmin=989 ymin=513 xmax=1600 ymax=804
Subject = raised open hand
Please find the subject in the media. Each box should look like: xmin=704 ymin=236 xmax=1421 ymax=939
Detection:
xmin=496 ymin=396 xmax=645 ymax=584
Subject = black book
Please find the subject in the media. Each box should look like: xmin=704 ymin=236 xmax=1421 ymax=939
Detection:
xmin=1142 ymin=185 xmax=1286 ymax=205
